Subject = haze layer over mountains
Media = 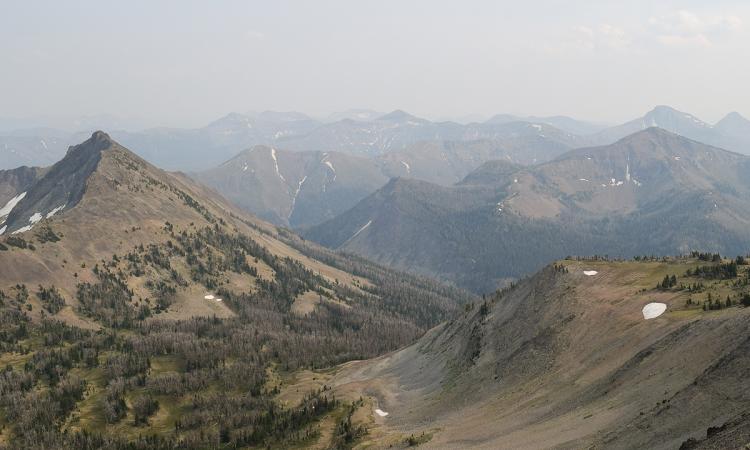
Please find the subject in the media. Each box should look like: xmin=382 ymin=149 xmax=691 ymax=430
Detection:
xmin=3 ymin=105 xmax=750 ymax=448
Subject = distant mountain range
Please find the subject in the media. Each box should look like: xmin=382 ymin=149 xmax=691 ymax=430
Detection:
xmin=3 ymin=106 xmax=749 ymax=172
xmin=304 ymin=128 xmax=750 ymax=292
xmin=592 ymin=105 xmax=750 ymax=153
xmin=485 ymin=113 xmax=609 ymax=135
xmin=194 ymin=137 xmax=575 ymax=228
xmin=277 ymin=110 xmax=588 ymax=157
xmin=194 ymin=146 xmax=389 ymax=228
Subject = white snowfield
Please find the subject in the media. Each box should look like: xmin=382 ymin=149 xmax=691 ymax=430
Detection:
xmin=374 ymin=409 xmax=389 ymax=417
xmin=0 ymin=192 xmax=27 ymax=220
xmin=29 ymin=212 xmax=43 ymax=224
xmin=583 ymin=270 xmax=598 ymax=276
xmin=642 ymin=303 xmax=667 ymax=320
xmin=10 ymin=210 xmax=45 ymax=235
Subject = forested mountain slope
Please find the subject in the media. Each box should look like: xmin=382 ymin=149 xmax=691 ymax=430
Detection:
xmin=0 ymin=132 xmax=471 ymax=448
xmin=306 ymin=128 xmax=750 ymax=292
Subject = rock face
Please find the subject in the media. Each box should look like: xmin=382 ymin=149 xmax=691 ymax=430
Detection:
xmin=2 ymin=131 xmax=109 ymax=234
xmin=0 ymin=166 xmax=43 ymax=205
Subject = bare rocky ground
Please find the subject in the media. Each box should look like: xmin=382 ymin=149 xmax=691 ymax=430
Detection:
xmin=325 ymin=259 xmax=750 ymax=449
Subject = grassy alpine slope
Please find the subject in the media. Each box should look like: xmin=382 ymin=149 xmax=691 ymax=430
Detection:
xmin=325 ymin=254 xmax=750 ymax=449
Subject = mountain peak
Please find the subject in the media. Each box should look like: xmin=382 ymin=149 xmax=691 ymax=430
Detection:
xmin=1 ymin=133 xmax=117 ymax=234
xmin=90 ymin=130 xmax=112 ymax=143
xmin=723 ymin=111 xmax=745 ymax=120
xmin=377 ymin=109 xmax=420 ymax=122
xmin=717 ymin=111 xmax=749 ymax=126
xmin=648 ymin=105 xmax=679 ymax=115
xmin=715 ymin=111 xmax=750 ymax=138
xmin=611 ymin=126 xmax=693 ymax=148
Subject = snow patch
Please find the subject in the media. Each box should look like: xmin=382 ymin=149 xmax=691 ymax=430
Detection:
xmin=46 ymin=205 xmax=65 ymax=219
xmin=579 ymin=178 xmax=590 ymax=182
xmin=642 ymin=303 xmax=667 ymax=320
xmin=204 ymin=294 xmax=215 ymax=300
xmin=0 ymin=192 xmax=27 ymax=219
xmin=11 ymin=225 xmax=32 ymax=234
xmin=400 ymin=161 xmax=411 ymax=174
xmin=289 ymin=176 xmax=308 ymax=218
xmin=270 ymin=148 xmax=286 ymax=182
xmin=0 ymin=225 xmax=5 ymax=236
xmin=29 ymin=213 xmax=43 ymax=224
xmin=350 ymin=220 xmax=371 ymax=239
xmin=583 ymin=270 xmax=598 ymax=276
xmin=374 ymin=409 xmax=389 ymax=417
xmin=321 ymin=154 xmax=337 ymax=188
xmin=341 ymin=220 xmax=372 ymax=247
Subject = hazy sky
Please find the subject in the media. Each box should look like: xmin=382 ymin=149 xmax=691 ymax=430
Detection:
xmin=2 ymin=0 xmax=749 ymax=127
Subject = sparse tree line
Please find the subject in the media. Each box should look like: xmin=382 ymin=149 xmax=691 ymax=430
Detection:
xmin=0 ymin=216 xmax=462 ymax=448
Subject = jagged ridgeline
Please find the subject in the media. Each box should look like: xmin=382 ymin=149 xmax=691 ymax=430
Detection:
xmin=0 ymin=132 xmax=472 ymax=449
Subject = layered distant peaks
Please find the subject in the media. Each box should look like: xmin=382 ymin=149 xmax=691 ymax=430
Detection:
xmin=326 ymin=109 xmax=384 ymax=122
xmin=255 ymin=110 xmax=315 ymax=122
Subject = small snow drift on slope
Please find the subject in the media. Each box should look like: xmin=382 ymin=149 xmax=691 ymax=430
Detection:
xmin=583 ymin=270 xmax=598 ymax=276
xmin=642 ymin=303 xmax=667 ymax=319
xmin=46 ymin=204 xmax=65 ymax=219
xmin=340 ymin=220 xmax=372 ymax=248
xmin=270 ymin=148 xmax=286 ymax=182
xmin=374 ymin=409 xmax=389 ymax=417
